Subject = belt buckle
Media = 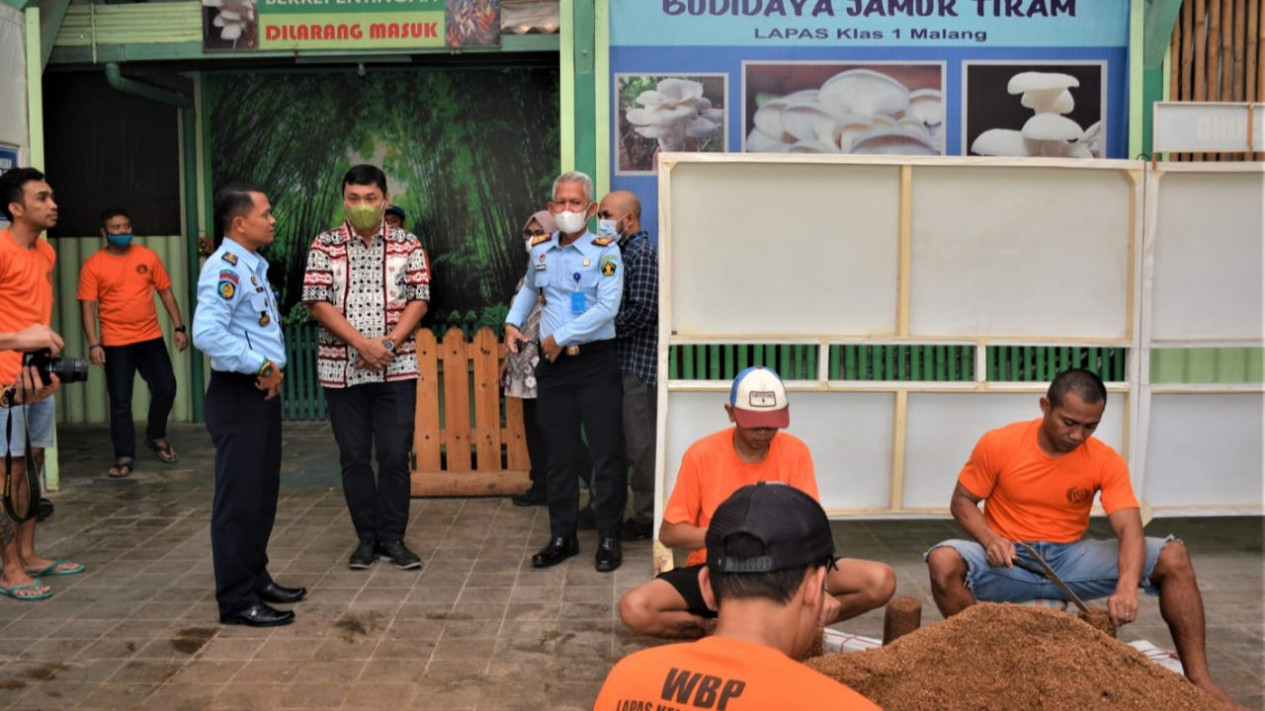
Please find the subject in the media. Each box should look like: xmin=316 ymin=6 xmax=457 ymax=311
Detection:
xmin=565 ymin=346 xmax=580 ymax=357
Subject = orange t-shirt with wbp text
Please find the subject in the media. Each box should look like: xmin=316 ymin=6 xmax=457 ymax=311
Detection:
xmin=77 ymin=245 xmax=172 ymax=347
xmin=0 ymin=228 xmax=56 ymax=383
xmin=663 ymin=428 xmax=819 ymax=568
xmin=958 ymin=418 xmax=1139 ymax=544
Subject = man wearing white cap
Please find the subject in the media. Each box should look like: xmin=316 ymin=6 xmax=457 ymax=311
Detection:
xmin=618 ymin=366 xmax=896 ymax=639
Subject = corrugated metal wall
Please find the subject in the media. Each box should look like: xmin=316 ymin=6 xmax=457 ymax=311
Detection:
xmin=49 ymin=234 xmax=196 ymax=424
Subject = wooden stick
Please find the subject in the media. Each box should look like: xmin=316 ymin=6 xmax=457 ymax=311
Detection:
xmin=1233 ymin=0 xmax=1246 ymax=104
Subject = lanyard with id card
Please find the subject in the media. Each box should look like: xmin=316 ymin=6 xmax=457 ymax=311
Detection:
xmin=571 ymin=271 xmax=585 ymax=314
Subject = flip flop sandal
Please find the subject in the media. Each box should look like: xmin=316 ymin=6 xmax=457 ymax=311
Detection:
xmin=25 ymin=558 xmax=85 ymax=577
xmin=108 ymin=458 xmax=134 ymax=478
xmin=0 ymin=581 xmax=53 ymax=601
xmin=144 ymin=439 xmax=180 ymax=464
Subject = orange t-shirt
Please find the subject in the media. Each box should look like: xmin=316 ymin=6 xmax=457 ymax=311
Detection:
xmin=958 ymin=418 xmax=1139 ymax=544
xmin=663 ymin=428 xmax=819 ymax=568
xmin=77 ymin=246 xmax=172 ymax=347
xmin=594 ymin=635 xmax=880 ymax=711
xmin=0 ymin=228 xmax=56 ymax=383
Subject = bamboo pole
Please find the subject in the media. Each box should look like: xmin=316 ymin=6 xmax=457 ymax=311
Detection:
xmin=1233 ymin=0 xmax=1246 ymax=103
xmin=1248 ymin=0 xmax=1261 ymax=106
xmin=1258 ymin=0 xmax=1264 ymax=160
xmin=1180 ymin=0 xmax=1194 ymax=161
xmin=1194 ymin=0 xmax=1208 ymax=160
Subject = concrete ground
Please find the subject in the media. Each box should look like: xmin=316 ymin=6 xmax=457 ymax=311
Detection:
xmin=0 ymin=421 xmax=1261 ymax=710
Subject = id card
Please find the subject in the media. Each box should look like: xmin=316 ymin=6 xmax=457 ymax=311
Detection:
xmin=571 ymin=291 xmax=586 ymax=314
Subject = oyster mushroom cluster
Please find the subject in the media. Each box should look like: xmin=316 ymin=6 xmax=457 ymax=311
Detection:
xmin=747 ymin=69 xmax=943 ymax=155
xmin=970 ymin=72 xmax=1104 ymax=158
xmin=203 ymin=0 xmax=256 ymax=46
xmin=624 ymin=78 xmax=724 ymax=153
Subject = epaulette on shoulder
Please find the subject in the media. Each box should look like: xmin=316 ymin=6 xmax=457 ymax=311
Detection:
xmin=530 ymin=233 xmax=552 ymax=247
xmin=591 ymin=236 xmax=615 ymax=247
xmin=220 ymin=251 xmax=238 ymax=266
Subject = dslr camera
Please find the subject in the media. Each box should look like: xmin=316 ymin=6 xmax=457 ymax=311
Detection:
xmin=22 ymin=348 xmax=89 ymax=385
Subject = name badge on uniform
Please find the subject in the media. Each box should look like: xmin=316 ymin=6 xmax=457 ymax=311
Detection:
xmin=534 ymin=262 xmax=547 ymax=271
xmin=571 ymin=271 xmax=585 ymax=313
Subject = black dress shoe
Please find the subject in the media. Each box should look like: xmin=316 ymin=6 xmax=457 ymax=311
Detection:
xmin=511 ymin=488 xmax=547 ymax=507
xmin=349 ymin=538 xmax=377 ymax=570
xmin=220 ymin=603 xmax=295 ymax=627
xmin=259 ymin=582 xmax=307 ymax=604
xmin=531 ymin=535 xmax=579 ymax=568
xmin=595 ymin=537 xmax=622 ymax=572
xmin=620 ymin=519 xmax=654 ymax=542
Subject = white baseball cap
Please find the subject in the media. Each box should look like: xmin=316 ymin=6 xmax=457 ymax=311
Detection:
xmin=728 ymin=366 xmax=790 ymax=429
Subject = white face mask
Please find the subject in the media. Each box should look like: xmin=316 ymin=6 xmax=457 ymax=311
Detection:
xmin=597 ymin=218 xmax=620 ymax=239
xmin=523 ymin=239 xmax=533 ymax=254
xmin=554 ymin=210 xmax=588 ymax=235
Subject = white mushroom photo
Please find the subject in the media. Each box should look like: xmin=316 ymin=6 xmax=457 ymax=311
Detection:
xmin=745 ymin=64 xmax=944 ymax=156
xmin=202 ymin=0 xmax=258 ymax=50
xmin=617 ymin=75 xmax=726 ymax=174
xmin=966 ymin=66 xmax=1106 ymax=159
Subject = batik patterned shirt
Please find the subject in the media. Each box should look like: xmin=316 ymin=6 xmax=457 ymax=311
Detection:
xmin=302 ymin=223 xmax=430 ymax=388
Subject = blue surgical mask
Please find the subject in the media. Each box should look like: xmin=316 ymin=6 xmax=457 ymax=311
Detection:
xmin=107 ymin=233 xmax=134 ymax=247
xmin=597 ymin=219 xmax=619 ymax=239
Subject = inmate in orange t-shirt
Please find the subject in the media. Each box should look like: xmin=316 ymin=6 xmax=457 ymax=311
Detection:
xmin=958 ymin=418 xmax=1139 ymax=544
xmin=77 ymin=245 xmax=172 ymax=347
xmin=594 ymin=635 xmax=879 ymax=711
xmin=663 ymin=428 xmax=818 ymax=568
xmin=0 ymin=228 xmax=56 ymax=383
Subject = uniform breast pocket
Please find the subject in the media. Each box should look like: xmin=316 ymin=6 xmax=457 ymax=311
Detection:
xmin=249 ymin=292 xmax=269 ymax=314
xmin=532 ymin=271 xmax=551 ymax=290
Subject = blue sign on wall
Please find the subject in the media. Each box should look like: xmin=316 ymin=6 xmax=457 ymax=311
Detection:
xmin=609 ymin=0 xmax=1130 ymax=233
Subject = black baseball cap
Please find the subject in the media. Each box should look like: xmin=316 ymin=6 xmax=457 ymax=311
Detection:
xmin=705 ymin=482 xmax=836 ymax=574
xmin=385 ymin=205 xmax=406 ymax=221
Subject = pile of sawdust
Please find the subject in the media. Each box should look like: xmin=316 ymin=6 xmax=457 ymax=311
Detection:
xmin=806 ymin=603 xmax=1219 ymax=711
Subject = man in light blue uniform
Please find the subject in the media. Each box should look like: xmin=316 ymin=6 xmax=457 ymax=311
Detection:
xmin=505 ymin=171 xmax=628 ymax=572
xmin=192 ymin=184 xmax=305 ymax=627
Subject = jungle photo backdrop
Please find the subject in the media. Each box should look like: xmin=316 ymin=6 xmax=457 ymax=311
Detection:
xmin=204 ymin=67 xmax=560 ymax=334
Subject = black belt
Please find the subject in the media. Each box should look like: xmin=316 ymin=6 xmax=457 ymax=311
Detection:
xmin=211 ymin=370 xmax=264 ymax=382
xmin=562 ymin=339 xmax=614 ymax=357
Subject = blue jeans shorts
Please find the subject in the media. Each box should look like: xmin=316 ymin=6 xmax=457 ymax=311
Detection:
xmin=925 ymin=535 xmax=1177 ymax=603
xmin=0 ymin=396 xmax=56 ymax=457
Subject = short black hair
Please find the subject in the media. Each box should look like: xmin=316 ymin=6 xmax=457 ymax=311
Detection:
xmin=214 ymin=183 xmax=264 ymax=238
xmin=707 ymin=533 xmax=826 ymax=606
xmin=100 ymin=207 xmax=129 ymax=229
xmin=342 ymin=164 xmax=388 ymax=195
xmin=1048 ymin=368 xmax=1108 ymax=408
xmin=0 ymin=167 xmax=46 ymax=222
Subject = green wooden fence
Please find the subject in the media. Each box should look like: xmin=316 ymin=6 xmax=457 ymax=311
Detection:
xmin=667 ymin=344 xmax=1128 ymax=383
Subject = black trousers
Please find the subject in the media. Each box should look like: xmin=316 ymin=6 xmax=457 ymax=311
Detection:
xmin=103 ymin=337 xmax=177 ymax=461
xmin=535 ymin=344 xmax=626 ymax=539
xmin=521 ymin=397 xmax=592 ymax=494
xmin=206 ymin=371 xmax=282 ymax=616
xmin=325 ymin=379 xmax=416 ymax=543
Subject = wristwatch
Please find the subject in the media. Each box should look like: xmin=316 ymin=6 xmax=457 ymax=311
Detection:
xmin=174 ymin=325 xmax=187 ymax=333
xmin=383 ymin=339 xmax=396 ymax=353
xmin=258 ymin=360 xmax=275 ymax=378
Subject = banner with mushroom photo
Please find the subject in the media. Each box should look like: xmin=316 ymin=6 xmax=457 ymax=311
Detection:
xmin=608 ymin=0 xmax=1129 ymax=231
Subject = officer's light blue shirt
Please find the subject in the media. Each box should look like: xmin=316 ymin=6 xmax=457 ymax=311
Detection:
xmin=192 ymin=237 xmax=287 ymax=373
xmin=506 ymin=230 xmax=623 ymax=347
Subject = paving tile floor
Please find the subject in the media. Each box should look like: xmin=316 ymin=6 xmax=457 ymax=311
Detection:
xmin=0 ymin=422 xmax=1260 ymax=710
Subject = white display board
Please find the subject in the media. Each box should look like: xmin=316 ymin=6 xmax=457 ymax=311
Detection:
xmin=655 ymin=154 xmax=1263 ymax=523
xmin=909 ymin=164 xmax=1134 ymax=338
xmin=902 ymin=391 xmax=1128 ymax=510
xmin=665 ymin=159 xmax=901 ymax=337
xmin=1149 ymin=166 xmax=1265 ymax=342
xmin=1143 ymin=394 xmax=1264 ymax=508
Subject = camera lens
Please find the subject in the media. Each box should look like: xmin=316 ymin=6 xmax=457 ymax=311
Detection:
xmin=51 ymin=356 xmax=90 ymax=384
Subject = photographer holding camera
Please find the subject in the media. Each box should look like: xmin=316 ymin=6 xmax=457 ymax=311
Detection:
xmin=0 ymin=168 xmax=85 ymax=602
